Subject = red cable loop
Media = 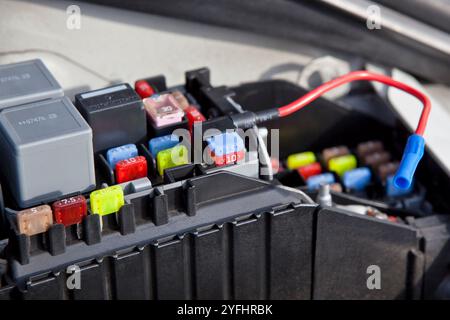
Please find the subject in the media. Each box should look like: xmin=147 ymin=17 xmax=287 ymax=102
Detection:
xmin=278 ymin=71 xmax=431 ymax=136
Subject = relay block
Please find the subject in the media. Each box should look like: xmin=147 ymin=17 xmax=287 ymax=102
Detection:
xmin=0 ymin=60 xmax=450 ymax=300
xmin=0 ymin=97 xmax=95 ymax=208
xmin=74 ymin=84 xmax=146 ymax=153
xmin=0 ymin=60 xmax=63 ymax=110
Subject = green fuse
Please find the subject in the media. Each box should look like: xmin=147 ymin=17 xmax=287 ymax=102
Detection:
xmin=90 ymin=185 xmax=124 ymax=216
xmin=157 ymin=144 xmax=189 ymax=176
xmin=286 ymin=151 xmax=316 ymax=170
xmin=328 ymin=154 xmax=357 ymax=177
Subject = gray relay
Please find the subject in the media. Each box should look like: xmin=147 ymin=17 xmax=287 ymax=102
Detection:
xmin=0 ymin=59 xmax=63 ymax=110
xmin=0 ymin=97 xmax=96 ymax=208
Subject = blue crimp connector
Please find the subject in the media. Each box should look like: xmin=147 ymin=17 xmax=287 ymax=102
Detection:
xmin=393 ymin=134 xmax=425 ymax=190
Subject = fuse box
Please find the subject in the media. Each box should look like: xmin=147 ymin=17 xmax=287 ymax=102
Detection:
xmin=0 ymin=61 xmax=450 ymax=300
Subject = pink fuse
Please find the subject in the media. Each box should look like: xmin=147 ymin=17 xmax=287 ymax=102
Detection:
xmin=143 ymin=94 xmax=184 ymax=127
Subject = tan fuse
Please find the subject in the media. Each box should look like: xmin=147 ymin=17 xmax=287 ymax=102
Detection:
xmin=363 ymin=151 xmax=391 ymax=169
xmin=171 ymin=91 xmax=190 ymax=110
xmin=322 ymin=146 xmax=350 ymax=164
xmin=377 ymin=162 xmax=399 ymax=182
xmin=17 ymin=205 xmax=53 ymax=236
xmin=356 ymin=140 xmax=384 ymax=159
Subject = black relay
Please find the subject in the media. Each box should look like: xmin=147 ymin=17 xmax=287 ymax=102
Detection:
xmin=75 ymin=83 xmax=146 ymax=153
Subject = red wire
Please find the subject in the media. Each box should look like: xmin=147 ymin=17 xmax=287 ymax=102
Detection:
xmin=278 ymin=71 xmax=431 ymax=136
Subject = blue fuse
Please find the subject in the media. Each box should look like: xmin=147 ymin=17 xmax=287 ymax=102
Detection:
xmin=106 ymin=144 xmax=138 ymax=168
xmin=149 ymin=134 xmax=179 ymax=158
xmin=307 ymin=173 xmax=335 ymax=190
xmin=343 ymin=167 xmax=372 ymax=191
xmin=386 ymin=175 xmax=413 ymax=197
xmin=206 ymin=132 xmax=244 ymax=157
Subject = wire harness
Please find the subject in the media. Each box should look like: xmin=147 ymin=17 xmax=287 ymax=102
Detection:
xmin=230 ymin=71 xmax=431 ymax=190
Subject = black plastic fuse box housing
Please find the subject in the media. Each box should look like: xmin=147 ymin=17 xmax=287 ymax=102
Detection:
xmin=1 ymin=68 xmax=450 ymax=300
xmin=1 ymin=172 xmax=315 ymax=300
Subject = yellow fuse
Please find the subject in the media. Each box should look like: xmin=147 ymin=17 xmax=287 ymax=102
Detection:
xmin=157 ymin=145 xmax=189 ymax=176
xmin=328 ymin=154 xmax=357 ymax=177
xmin=90 ymin=185 xmax=124 ymax=216
xmin=286 ymin=151 xmax=316 ymax=170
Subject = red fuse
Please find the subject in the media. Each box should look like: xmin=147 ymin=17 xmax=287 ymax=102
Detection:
xmin=185 ymin=105 xmax=206 ymax=133
xmin=212 ymin=150 xmax=245 ymax=167
xmin=115 ymin=156 xmax=148 ymax=183
xmin=388 ymin=216 xmax=397 ymax=223
xmin=134 ymin=80 xmax=155 ymax=99
xmin=297 ymin=162 xmax=322 ymax=180
xmin=52 ymin=195 xmax=87 ymax=226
